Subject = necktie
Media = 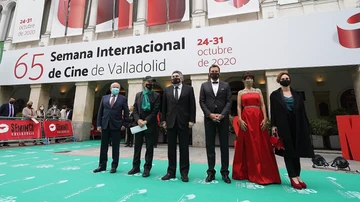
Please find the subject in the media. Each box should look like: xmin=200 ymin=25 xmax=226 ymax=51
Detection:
xmin=175 ymin=86 xmax=179 ymax=100
xmin=110 ymin=95 xmax=116 ymax=108
xmin=31 ymin=109 xmax=33 ymax=116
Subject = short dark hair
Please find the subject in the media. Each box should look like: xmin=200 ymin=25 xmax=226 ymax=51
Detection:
xmin=209 ymin=64 xmax=220 ymax=72
xmin=242 ymin=71 xmax=255 ymax=80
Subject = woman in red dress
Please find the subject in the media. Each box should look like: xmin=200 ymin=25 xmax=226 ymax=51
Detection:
xmin=232 ymin=72 xmax=281 ymax=185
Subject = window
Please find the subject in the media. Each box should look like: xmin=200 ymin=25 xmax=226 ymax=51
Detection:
xmin=0 ymin=5 xmax=3 ymax=23
xmin=83 ymin=0 xmax=91 ymax=29
xmin=4 ymin=4 xmax=16 ymax=40
xmin=41 ymin=0 xmax=52 ymax=35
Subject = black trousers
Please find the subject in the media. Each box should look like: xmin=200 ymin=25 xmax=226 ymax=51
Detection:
xmin=126 ymin=128 xmax=133 ymax=146
xmin=285 ymin=111 xmax=301 ymax=178
xmin=284 ymin=157 xmax=301 ymax=177
xmin=167 ymin=121 xmax=190 ymax=176
xmin=204 ymin=117 xmax=229 ymax=175
xmin=132 ymin=125 xmax=155 ymax=170
xmin=99 ymin=128 xmax=121 ymax=169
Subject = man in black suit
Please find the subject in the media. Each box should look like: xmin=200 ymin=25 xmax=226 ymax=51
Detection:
xmin=200 ymin=64 xmax=232 ymax=184
xmin=161 ymin=70 xmax=196 ymax=182
xmin=0 ymin=97 xmax=16 ymax=146
xmin=93 ymin=82 xmax=129 ymax=174
xmin=128 ymin=76 xmax=160 ymax=177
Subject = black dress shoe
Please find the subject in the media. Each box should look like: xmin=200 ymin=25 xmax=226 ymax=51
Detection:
xmin=93 ymin=167 xmax=106 ymax=173
xmin=205 ymin=174 xmax=215 ymax=182
xmin=142 ymin=169 xmax=150 ymax=177
xmin=128 ymin=168 xmax=140 ymax=175
xmin=181 ymin=175 xmax=189 ymax=182
xmin=222 ymin=175 xmax=231 ymax=184
xmin=161 ymin=173 xmax=176 ymax=180
xmin=110 ymin=168 xmax=117 ymax=173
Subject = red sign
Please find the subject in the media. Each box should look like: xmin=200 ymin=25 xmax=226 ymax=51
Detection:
xmin=336 ymin=115 xmax=360 ymax=161
xmin=43 ymin=120 xmax=73 ymax=138
xmin=0 ymin=120 xmax=41 ymax=141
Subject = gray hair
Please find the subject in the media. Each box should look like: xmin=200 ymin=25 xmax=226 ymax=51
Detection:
xmin=171 ymin=70 xmax=184 ymax=81
xmin=110 ymin=82 xmax=120 ymax=89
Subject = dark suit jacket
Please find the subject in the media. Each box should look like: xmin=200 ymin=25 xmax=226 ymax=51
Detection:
xmin=199 ymin=81 xmax=232 ymax=118
xmin=133 ymin=91 xmax=161 ymax=125
xmin=270 ymin=88 xmax=314 ymax=158
xmin=0 ymin=103 xmax=16 ymax=117
xmin=97 ymin=94 xmax=129 ymax=130
xmin=67 ymin=110 xmax=73 ymax=120
xmin=161 ymin=84 xmax=196 ymax=129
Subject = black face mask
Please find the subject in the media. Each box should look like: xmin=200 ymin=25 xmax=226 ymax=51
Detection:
xmin=210 ymin=73 xmax=219 ymax=80
xmin=280 ymin=80 xmax=291 ymax=87
xmin=9 ymin=101 xmax=14 ymax=104
xmin=145 ymin=84 xmax=153 ymax=90
xmin=28 ymin=105 xmax=32 ymax=108
xmin=171 ymin=78 xmax=181 ymax=85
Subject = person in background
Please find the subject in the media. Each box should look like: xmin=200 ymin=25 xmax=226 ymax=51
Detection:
xmin=66 ymin=106 xmax=73 ymax=120
xmin=60 ymin=105 xmax=67 ymax=119
xmin=46 ymin=103 xmax=61 ymax=143
xmin=35 ymin=104 xmax=46 ymax=145
xmin=270 ymin=72 xmax=314 ymax=190
xmin=36 ymin=105 xmax=46 ymax=119
xmin=125 ymin=106 xmax=135 ymax=147
xmin=47 ymin=102 xmax=60 ymax=119
xmin=0 ymin=97 xmax=16 ymax=147
xmin=21 ymin=101 xmax=37 ymax=146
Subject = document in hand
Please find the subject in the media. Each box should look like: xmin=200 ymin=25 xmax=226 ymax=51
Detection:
xmin=130 ymin=125 xmax=147 ymax=134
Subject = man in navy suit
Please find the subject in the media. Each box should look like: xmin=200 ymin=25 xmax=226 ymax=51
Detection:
xmin=93 ymin=82 xmax=129 ymax=174
xmin=0 ymin=97 xmax=16 ymax=146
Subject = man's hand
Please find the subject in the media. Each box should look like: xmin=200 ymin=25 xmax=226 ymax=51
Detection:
xmin=121 ymin=126 xmax=125 ymax=131
xmin=189 ymin=122 xmax=194 ymax=128
xmin=137 ymin=119 xmax=144 ymax=127
xmin=97 ymin=127 xmax=102 ymax=132
xmin=162 ymin=121 xmax=167 ymax=129
xmin=209 ymin=113 xmax=217 ymax=122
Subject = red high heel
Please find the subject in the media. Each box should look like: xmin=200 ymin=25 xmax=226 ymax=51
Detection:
xmin=289 ymin=178 xmax=302 ymax=190
xmin=298 ymin=180 xmax=307 ymax=189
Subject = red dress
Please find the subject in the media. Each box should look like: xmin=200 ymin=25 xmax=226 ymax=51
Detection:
xmin=232 ymin=93 xmax=281 ymax=185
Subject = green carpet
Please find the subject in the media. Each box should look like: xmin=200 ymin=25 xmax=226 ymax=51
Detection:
xmin=0 ymin=142 xmax=360 ymax=202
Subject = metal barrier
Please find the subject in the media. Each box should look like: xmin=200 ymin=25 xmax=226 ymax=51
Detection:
xmin=0 ymin=117 xmax=75 ymax=145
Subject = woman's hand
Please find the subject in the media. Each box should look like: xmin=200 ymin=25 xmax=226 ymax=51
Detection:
xmin=260 ymin=118 xmax=267 ymax=131
xmin=238 ymin=119 xmax=248 ymax=131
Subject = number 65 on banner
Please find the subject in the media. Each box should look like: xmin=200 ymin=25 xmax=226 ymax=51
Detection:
xmin=14 ymin=53 xmax=45 ymax=81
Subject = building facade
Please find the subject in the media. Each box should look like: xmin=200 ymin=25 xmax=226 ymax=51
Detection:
xmin=0 ymin=0 xmax=359 ymax=147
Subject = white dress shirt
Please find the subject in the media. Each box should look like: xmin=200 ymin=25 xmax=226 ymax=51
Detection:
xmin=211 ymin=79 xmax=219 ymax=96
xmin=8 ymin=103 xmax=14 ymax=117
xmin=173 ymin=83 xmax=183 ymax=99
xmin=109 ymin=94 xmax=118 ymax=105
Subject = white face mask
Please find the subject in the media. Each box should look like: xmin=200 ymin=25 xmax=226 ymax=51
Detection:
xmin=53 ymin=106 xmax=57 ymax=109
xmin=40 ymin=107 xmax=44 ymax=110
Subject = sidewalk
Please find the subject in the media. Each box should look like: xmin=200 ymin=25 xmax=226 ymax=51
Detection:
xmin=64 ymin=141 xmax=360 ymax=173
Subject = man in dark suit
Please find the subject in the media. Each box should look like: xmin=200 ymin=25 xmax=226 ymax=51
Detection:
xmin=200 ymin=64 xmax=232 ymax=184
xmin=66 ymin=106 xmax=73 ymax=120
xmin=161 ymin=70 xmax=196 ymax=182
xmin=93 ymin=82 xmax=129 ymax=174
xmin=0 ymin=97 xmax=16 ymax=146
xmin=128 ymin=76 xmax=160 ymax=177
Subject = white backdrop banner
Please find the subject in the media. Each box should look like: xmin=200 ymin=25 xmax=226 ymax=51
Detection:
xmin=12 ymin=0 xmax=45 ymax=43
xmin=1 ymin=9 xmax=360 ymax=85
xmin=207 ymin=0 xmax=259 ymax=19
